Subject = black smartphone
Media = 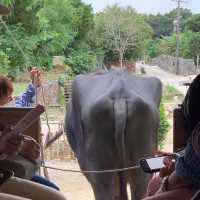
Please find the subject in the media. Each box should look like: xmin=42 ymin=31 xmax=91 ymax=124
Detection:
xmin=139 ymin=154 xmax=179 ymax=173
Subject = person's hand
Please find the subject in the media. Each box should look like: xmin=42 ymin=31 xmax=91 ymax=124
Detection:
xmin=155 ymin=151 xmax=176 ymax=178
xmin=30 ymin=66 xmax=41 ymax=87
xmin=20 ymin=136 xmax=41 ymax=163
xmin=159 ymin=156 xmax=175 ymax=178
xmin=0 ymin=125 xmax=24 ymax=156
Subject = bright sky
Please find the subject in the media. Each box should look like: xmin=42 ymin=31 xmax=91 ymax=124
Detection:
xmin=82 ymin=0 xmax=200 ymax=14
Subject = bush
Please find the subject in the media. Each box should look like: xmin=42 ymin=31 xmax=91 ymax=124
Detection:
xmin=58 ymin=65 xmax=75 ymax=87
xmin=0 ymin=51 xmax=10 ymax=75
xmin=158 ymin=100 xmax=170 ymax=149
xmin=66 ymin=49 xmax=96 ymax=75
xmin=163 ymin=84 xmax=179 ymax=102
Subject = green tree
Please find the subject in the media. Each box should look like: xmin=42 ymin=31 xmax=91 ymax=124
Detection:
xmin=0 ymin=0 xmax=95 ymax=75
xmin=145 ymin=39 xmax=159 ymax=59
xmin=66 ymin=49 xmax=96 ymax=75
xmin=145 ymin=13 xmax=173 ymax=38
xmin=94 ymin=4 xmax=152 ymax=66
xmin=145 ymin=8 xmax=192 ymax=38
xmin=155 ymin=31 xmax=193 ymax=59
xmin=189 ymin=33 xmax=200 ymax=68
xmin=186 ymin=14 xmax=200 ymax=32
xmin=0 ymin=50 xmax=10 ymax=74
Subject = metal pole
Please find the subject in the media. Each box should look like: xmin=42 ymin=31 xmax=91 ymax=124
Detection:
xmin=172 ymin=0 xmax=186 ymax=75
xmin=176 ymin=0 xmax=181 ymax=75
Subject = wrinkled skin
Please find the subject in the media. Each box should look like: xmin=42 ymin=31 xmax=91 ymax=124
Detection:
xmin=65 ymin=69 xmax=162 ymax=200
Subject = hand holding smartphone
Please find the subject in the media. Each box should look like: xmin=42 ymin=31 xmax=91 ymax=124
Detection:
xmin=140 ymin=153 xmax=179 ymax=173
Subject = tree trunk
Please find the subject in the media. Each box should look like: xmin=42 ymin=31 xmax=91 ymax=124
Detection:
xmin=119 ymin=51 xmax=123 ymax=68
xmin=197 ymin=54 xmax=199 ymax=72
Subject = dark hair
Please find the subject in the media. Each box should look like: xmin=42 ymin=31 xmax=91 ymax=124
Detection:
xmin=182 ymin=74 xmax=200 ymax=133
xmin=0 ymin=76 xmax=13 ymax=98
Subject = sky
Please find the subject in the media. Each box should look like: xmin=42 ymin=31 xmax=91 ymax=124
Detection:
xmin=82 ymin=0 xmax=200 ymax=14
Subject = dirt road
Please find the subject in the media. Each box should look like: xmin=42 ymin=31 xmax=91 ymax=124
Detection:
xmin=46 ymin=160 xmax=94 ymax=200
xmin=136 ymin=63 xmax=195 ymax=95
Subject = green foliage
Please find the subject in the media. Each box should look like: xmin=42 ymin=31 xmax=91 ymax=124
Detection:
xmin=0 ymin=1 xmax=197 ymax=74
xmin=0 ymin=0 xmax=15 ymax=6
xmin=162 ymin=84 xmax=179 ymax=101
xmin=186 ymin=14 xmax=200 ymax=32
xmin=58 ymin=65 xmax=75 ymax=87
xmin=179 ymin=31 xmax=193 ymax=58
xmin=154 ymin=31 xmax=193 ymax=59
xmin=145 ymin=13 xmax=173 ymax=38
xmin=145 ymin=8 xmax=192 ymax=38
xmin=189 ymin=33 xmax=200 ymax=66
xmin=144 ymin=39 xmax=158 ymax=59
xmin=0 ymin=0 xmax=95 ymax=76
xmin=0 ymin=50 xmax=10 ymax=74
xmin=158 ymin=100 xmax=170 ymax=149
xmin=93 ymin=4 xmax=152 ymax=64
xmin=0 ymin=23 xmax=35 ymax=75
xmin=66 ymin=49 xmax=96 ymax=75
xmin=156 ymin=34 xmax=176 ymax=56
xmin=13 ymin=82 xmax=27 ymax=96
xmin=57 ymin=87 xmax=65 ymax=106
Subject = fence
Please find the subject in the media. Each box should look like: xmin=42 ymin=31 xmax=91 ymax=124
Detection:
xmin=42 ymin=120 xmax=74 ymax=161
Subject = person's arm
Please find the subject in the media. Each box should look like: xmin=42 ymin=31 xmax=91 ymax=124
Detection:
xmin=0 ymin=125 xmax=24 ymax=156
xmin=15 ymin=83 xmax=35 ymax=107
xmin=19 ymin=136 xmax=40 ymax=164
xmin=15 ymin=67 xmax=41 ymax=107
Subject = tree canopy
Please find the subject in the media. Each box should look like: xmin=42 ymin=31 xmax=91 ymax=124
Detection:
xmin=93 ymin=5 xmax=152 ymax=66
xmin=186 ymin=14 xmax=200 ymax=32
xmin=0 ymin=1 xmax=198 ymax=76
xmin=145 ymin=8 xmax=192 ymax=38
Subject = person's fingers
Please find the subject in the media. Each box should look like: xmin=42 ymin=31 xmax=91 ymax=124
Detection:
xmin=168 ymin=161 xmax=175 ymax=169
xmin=155 ymin=150 xmax=173 ymax=156
xmin=163 ymin=157 xmax=171 ymax=165
xmin=21 ymin=137 xmax=40 ymax=158
xmin=159 ymin=167 xmax=168 ymax=177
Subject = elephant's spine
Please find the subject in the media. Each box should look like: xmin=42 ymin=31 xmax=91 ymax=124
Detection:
xmin=114 ymin=98 xmax=128 ymax=200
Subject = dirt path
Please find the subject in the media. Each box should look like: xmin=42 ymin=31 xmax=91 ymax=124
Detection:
xmin=136 ymin=63 xmax=195 ymax=95
xmin=46 ymin=160 xmax=94 ymax=200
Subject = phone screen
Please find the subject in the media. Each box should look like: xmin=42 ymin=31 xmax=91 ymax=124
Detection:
xmin=146 ymin=157 xmax=165 ymax=170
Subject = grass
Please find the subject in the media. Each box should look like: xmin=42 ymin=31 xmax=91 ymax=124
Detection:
xmin=13 ymin=70 xmax=65 ymax=96
xmin=162 ymin=84 xmax=183 ymax=102
xmin=13 ymin=82 xmax=27 ymax=96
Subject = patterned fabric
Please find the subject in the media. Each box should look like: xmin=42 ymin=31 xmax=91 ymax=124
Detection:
xmin=15 ymin=83 xmax=35 ymax=107
xmin=176 ymin=74 xmax=200 ymax=188
xmin=176 ymin=137 xmax=200 ymax=188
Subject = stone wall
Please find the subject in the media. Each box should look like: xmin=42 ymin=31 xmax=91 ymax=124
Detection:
xmin=151 ymin=55 xmax=196 ymax=76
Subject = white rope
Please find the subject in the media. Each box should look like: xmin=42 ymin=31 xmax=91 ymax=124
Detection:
xmin=42 ymin=164 xmax=140 ymax=174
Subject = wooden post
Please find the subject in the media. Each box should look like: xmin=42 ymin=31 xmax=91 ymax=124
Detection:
xmin=173 ymin=107 xmax=188 ymax=151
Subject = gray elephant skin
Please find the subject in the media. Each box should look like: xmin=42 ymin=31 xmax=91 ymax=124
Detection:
xmin=65 ymin=69 xmax=162 ymax=200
